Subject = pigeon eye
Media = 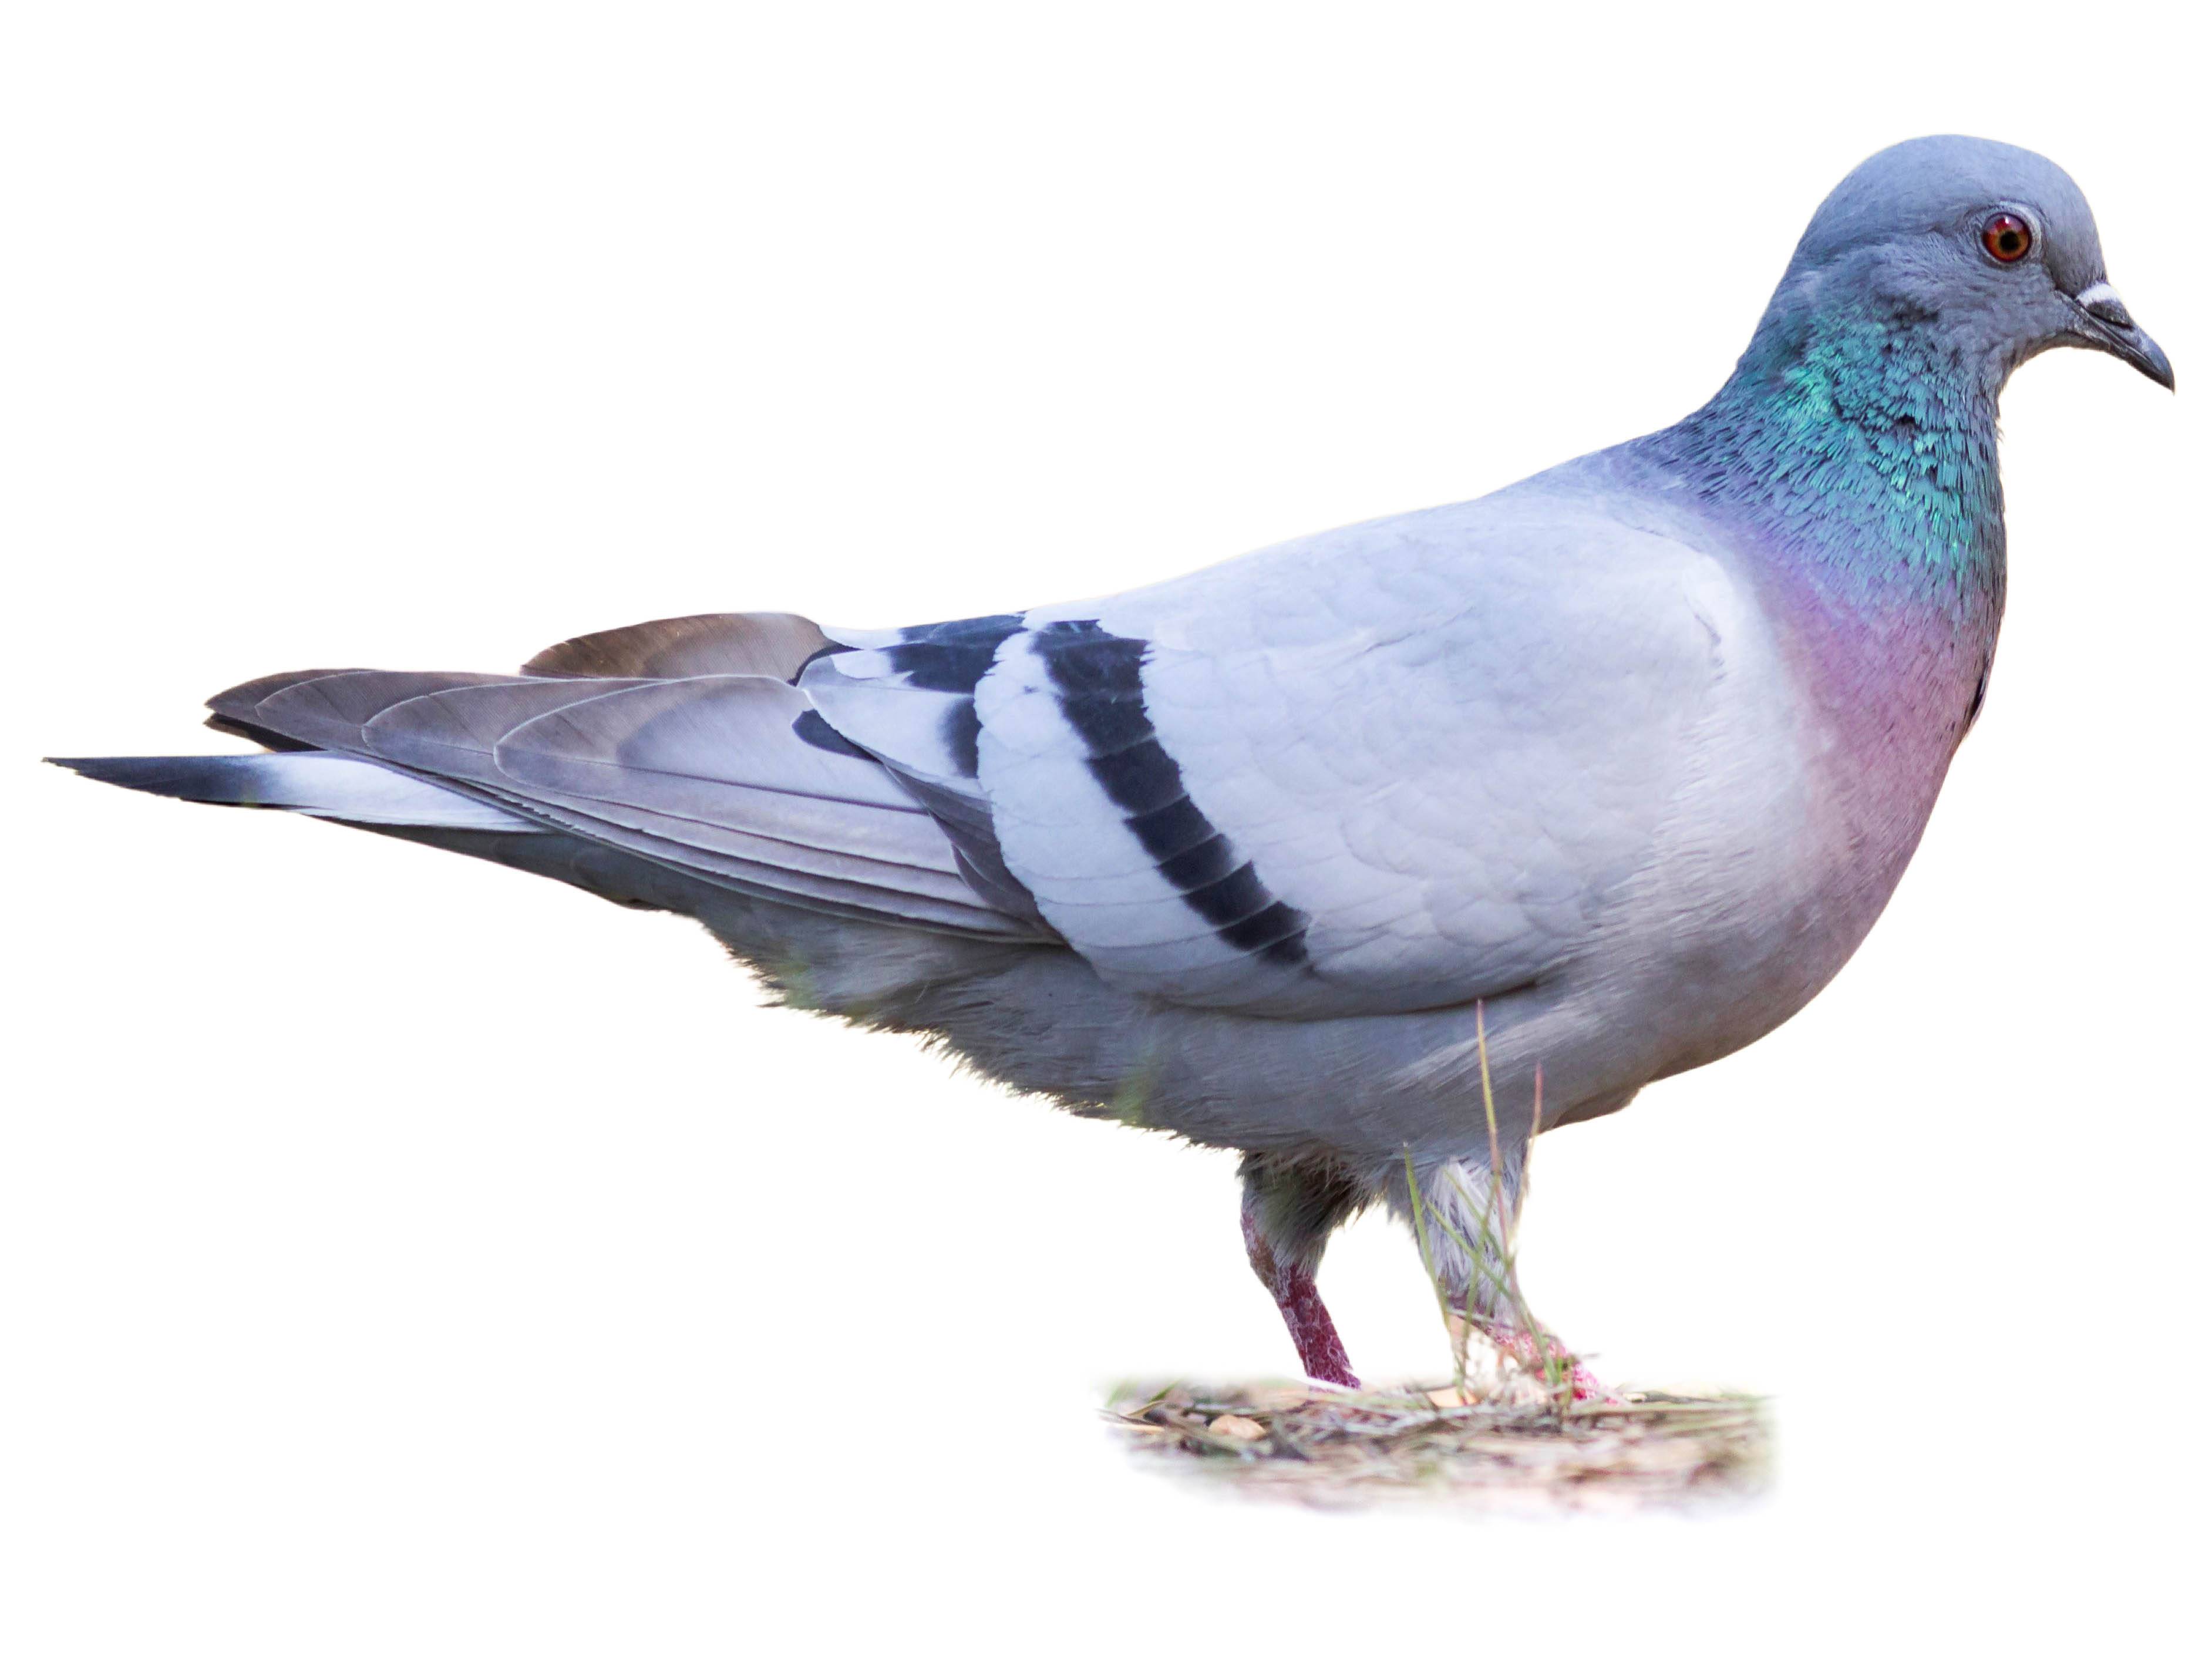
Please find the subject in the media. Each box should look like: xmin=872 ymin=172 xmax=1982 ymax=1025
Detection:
xmin=1981 ymin=212 xmax=2033 ymax=263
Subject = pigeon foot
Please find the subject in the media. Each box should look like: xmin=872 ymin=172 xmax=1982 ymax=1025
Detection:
xmin=1440 ymin=1313 xmax=1615 ymax=1403
xmin=1481 ymin=1324 xmax=1615 ymax=1404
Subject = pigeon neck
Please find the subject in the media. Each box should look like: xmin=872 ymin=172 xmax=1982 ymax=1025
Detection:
xmin=1659 ymin=302 xmax=2007 ymax=627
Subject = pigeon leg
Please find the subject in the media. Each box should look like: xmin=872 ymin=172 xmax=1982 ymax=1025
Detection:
xmin=1244 ymin=1219 xmax=1359 ymax=1387
xmin=1399 ymin=1157 xmax=1615 ymax=1402
xmin=1239 ymin=1154 xmax=1365 ymax=1388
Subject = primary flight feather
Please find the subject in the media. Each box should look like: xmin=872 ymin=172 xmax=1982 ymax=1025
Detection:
xmin=55 ymin=136 xmax=2174 ymax=1388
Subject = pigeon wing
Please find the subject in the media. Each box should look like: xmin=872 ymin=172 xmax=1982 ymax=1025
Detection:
xmin=809 ymin=490 xmax=1761 ymax=1015
xmin=206 ymin=664 xmax=1048 ymax=938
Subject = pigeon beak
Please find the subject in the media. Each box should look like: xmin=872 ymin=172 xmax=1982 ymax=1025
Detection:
xmin=2069 ymin=281 xmax=2176 ymax=390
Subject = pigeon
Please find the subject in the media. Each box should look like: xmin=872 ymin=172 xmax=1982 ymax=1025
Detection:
xmin=53 ymin=136 xmax=2173 ymax=1391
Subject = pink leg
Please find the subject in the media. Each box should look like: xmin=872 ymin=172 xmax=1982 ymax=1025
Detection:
xmin=1243 ymin=1212 xmax=1361 ymax=1388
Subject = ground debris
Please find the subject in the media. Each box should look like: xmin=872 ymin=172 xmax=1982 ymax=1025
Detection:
xmin=1207 ymin=1413 xmax=1269 ymax=1443
xmin=1106 ymin=1379 xmax=1769 ymax=1514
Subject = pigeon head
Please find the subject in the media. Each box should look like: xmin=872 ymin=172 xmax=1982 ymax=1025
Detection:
xmin=1750 ymin=135 xmax=2173 ymax=393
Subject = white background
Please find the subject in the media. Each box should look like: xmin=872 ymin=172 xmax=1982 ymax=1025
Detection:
xmin=5 ymin=4 xmax=2206 ymax=1654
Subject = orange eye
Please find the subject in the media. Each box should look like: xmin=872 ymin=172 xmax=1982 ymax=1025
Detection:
xmin=1981 ymin=212 xmax=2033 ymax=263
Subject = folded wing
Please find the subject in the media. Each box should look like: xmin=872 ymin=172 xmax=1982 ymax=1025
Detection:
xmin=805 ymin=492 xmax=1753 ymax=1015
xmin=198 ymin=628 xmax=1051 ymax=940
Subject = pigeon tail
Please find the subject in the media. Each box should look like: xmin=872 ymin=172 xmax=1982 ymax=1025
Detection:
xmin=47 ymin=752 xmax=543 ymax=831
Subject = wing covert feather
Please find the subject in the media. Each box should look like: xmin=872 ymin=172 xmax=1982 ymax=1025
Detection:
xmin=962 ymin=488 xmax=1761 ymax=1014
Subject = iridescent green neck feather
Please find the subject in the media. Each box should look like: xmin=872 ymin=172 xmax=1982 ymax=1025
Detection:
xmin=1657 ymin=299 xmax=2008 ymax=627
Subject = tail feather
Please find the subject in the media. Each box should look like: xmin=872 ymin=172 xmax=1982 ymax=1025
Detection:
xmin=48 ymin=752 xmax=544 ymax=832
xmin=55 ymin=607 xmax=1058 ymax=944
